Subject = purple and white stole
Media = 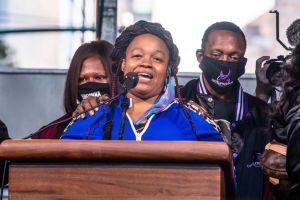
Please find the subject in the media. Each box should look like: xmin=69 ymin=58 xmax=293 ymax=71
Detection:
xmin=197 ymin=73 xmax=248 ymax=122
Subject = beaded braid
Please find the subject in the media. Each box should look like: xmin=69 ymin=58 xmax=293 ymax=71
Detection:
xmin=103 ymin=99 xmax=118 ymax=140
xmin=84 ymin=102 xmax=110 ymax=139
xmin=100 ymin=61 xmax=121 ymax=139
xmin=118 ymin=97 xmax=130 ymax=140
xmin=110 ymin=73 xmax=117 ymax=97
xmin=173 ymin=71 xmax=202 ymax=141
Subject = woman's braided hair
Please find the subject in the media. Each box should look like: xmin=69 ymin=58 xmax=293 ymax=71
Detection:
xmin=111 ymin=20 xmax=179 ymax=84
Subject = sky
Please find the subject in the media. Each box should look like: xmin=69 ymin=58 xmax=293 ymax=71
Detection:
xmin=148 ymin=0 xmax=275 ymax=72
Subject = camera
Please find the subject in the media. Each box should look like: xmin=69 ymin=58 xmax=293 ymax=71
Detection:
xmin=265 ymin=55 xmax=285 ymax=86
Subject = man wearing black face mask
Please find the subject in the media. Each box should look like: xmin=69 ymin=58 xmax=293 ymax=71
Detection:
xmin=181 ymin=21 xmax=271 ymax=200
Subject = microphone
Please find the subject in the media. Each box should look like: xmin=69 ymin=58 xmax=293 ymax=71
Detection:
xmin=22 ymin=72 xmax=139 ymax=139
xmin=120 ymin=72 xmax=139 ymax=95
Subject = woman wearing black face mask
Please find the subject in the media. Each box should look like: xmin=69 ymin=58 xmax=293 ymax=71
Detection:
xmin=31 ymin=40 xmax=113 ymax=139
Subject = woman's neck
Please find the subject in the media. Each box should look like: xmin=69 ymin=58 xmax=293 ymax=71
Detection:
xmin=126 ymin=93 xmax=159 ymax=121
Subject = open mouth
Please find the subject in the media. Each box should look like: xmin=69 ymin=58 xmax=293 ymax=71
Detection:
xmin=138 ymin=72 xmax=153 ymax=79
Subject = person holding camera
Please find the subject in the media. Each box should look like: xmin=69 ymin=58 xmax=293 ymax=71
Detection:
xmin=254 ymin=55 xmax=287 ymax=103
xmin=264 ymin=42 xmax=300 ymax=199
xmin=254 ymin=18 xmax=300 ymax=103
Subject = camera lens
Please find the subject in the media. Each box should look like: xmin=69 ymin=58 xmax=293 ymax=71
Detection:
xmin=266 ymin=60 xmax=284 ymax=86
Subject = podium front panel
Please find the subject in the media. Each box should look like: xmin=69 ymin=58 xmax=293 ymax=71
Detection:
xmin=9 ymin=162 xmax=223 ymax=200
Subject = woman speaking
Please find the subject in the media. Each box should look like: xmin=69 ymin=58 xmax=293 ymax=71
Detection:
xmin=61 ymin=20 xmax=223 ymax=142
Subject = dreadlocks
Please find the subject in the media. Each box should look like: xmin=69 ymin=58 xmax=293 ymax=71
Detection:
xmin=111 ymin=20 xmax=180 ymax=80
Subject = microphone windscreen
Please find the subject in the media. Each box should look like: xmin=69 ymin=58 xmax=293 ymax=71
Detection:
xmin=123 ymin=72 xmax=139 ymax=90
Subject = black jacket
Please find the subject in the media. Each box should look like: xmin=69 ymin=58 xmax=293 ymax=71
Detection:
xmin=270 ymin=81 xmax=300 ymax=198
xmin=286 ymin=104 xmax=300 ymax=181
xmin=181 ymin=79 xmax=271 ymax=200
xmin=272 ymin=82 xmax=300 ymax=181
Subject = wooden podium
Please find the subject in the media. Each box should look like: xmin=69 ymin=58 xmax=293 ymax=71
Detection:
xmin=0 ymin=140 xmax=234 ymax=200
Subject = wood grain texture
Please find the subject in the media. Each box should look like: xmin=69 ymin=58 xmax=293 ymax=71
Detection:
xmin=0 ymin=140 xmax=231 ymax=163
xmin=9 ymin=164 xmax=222 ymax=200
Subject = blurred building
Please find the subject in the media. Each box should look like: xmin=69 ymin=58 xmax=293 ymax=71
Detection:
xmin=244 ymin=0 xmax=300 ymax=69
xmin=0 ymin=0 xmax=96 ymax=68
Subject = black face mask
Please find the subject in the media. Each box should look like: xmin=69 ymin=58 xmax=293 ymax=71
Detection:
xmin=199 ymin=55 xmax=247 ymax=94
xmin=77 ymin=82 xmax=110 ymax=102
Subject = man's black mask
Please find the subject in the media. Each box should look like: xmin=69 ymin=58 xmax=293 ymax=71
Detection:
xmin=199 ymin=55 xmax=247 ymax=94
